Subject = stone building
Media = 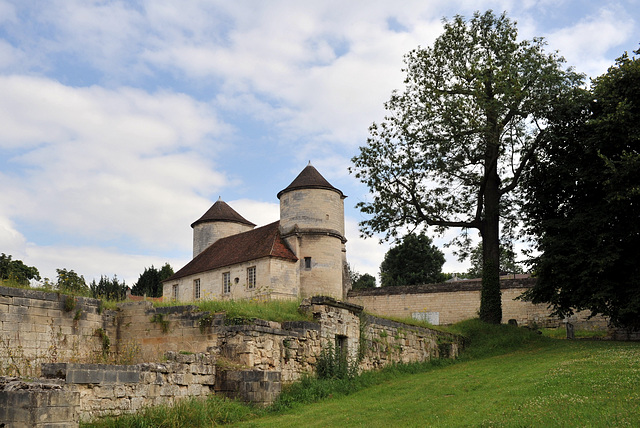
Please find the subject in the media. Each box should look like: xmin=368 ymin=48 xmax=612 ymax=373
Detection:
xmin=162 ymin=163 xmax=348 ymax=301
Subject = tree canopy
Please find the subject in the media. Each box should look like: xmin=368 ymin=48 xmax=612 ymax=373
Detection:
xmin=0 ymin=253 xmax=40 ymax=286
xmin=131 ymin=263 xmax=174 ymax=298
xmin=350 ymin=10 xmax=583 ymax=322
xmin=522 ymin=47 xmax=640 ymax=330
xmin=352 ymin=273 xmax=377 ymax=290
xmin=466 ymin=242 xmax=524 ymax=278
xmin=90 ymin=275 xmax=128 ymax=301
xmin=347 ymin=263 xmax=377 ymax=290
xmin=380 ymin=233 xmax=445 ymax=287
xmin=56 ymin=268 xmax=89 ymax=294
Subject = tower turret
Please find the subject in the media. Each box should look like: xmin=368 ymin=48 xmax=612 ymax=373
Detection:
xmin=191 ymin=198 xmax=255 ymax=257
xmin=277 ymin=163 xmax=347 ymax=299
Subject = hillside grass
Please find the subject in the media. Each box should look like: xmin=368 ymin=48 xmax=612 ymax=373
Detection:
xmin=82 ymin=320 xmax=640 ymax=427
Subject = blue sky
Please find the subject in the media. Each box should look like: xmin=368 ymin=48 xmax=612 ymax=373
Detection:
xmin=1 ymin=0 xmax=638 ymax=286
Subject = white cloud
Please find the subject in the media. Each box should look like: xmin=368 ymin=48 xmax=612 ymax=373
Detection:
xmin=24 ymin=243 xmax=186 ymax=286
xmin=0 ymin=75 xmax=230 ymax=251
xmin=228 ymin=199 xmax=280 ymax=227
xmin=545 ymin=7 xmax=635 ymax=77
xmin=344 ymin=217 xmax=389 ymax=283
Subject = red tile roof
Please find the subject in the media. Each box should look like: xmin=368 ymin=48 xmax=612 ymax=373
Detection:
xmin=191 ymin=199 xmax=256 ymax=228
xmin=165 ymin=221 xmax=297 ymax=282
xmin=277 ymin=163 xmax=344 ymax=199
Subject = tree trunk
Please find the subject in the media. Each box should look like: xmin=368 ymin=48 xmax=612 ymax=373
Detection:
xmin=479 ymin=135 xmax=503 ymax=324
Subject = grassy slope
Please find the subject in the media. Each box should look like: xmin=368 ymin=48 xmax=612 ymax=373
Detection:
xmin=83 ymin=320 xmax=640 ymax=427
xmin=236 ymin=322 xmax=640 ymax=427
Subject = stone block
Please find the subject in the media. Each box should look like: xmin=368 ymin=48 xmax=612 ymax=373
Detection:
xmin=68 ymin=369 xmax=103 ymax=384
xmin=42 ymin=363 xmax=68 ymax=379
xmin=33 ymin=403 xmax=77 ymax=424
xmin=117 ymin=370 xmax=140 ymax=384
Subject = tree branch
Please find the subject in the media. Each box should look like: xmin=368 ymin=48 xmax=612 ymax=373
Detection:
xmin=500 ymin=130 xmax=546 ymax=196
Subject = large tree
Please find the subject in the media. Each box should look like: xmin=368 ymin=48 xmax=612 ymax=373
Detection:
xmin=380 ymin=233 xmax=445 ymax=287
xmin=522 ymin=48 xmax=640 ymax=330
xmin=350 ymin=11 xmax=582 ymax=323
xmin=131 ymin=263 xmax=174 ymax=298
xmin=0 ymin=253 xmax=40 ymax=286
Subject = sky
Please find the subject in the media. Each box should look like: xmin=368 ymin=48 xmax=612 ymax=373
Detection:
xmin=1 ymin=0 xmax=638 ymax=287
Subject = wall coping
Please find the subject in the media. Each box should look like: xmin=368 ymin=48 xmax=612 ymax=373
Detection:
xmin=307 ymin=295 xmax=364 ymax=314
xmin=0 ymin=284 xmax=101 ymax=306
xmin=348 ymin=277 xmax=537 ymax=297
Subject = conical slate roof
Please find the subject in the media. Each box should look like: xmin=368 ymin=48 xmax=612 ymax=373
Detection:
xmin=191 ymin=198 xmax=256 ymax=228
xmin=277 ymin=163 xmax=344 ymax=199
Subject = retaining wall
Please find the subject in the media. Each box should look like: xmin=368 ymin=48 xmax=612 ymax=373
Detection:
xmin=1 ymin=289 xmax=464 ymax=425
xmin=0 ymin=285 xmax=116 ymax=377
xmin=40 ymin=351 xmax=217 ymax=422
xmin=0 ymin=377 xmax=79 ymax=428
xmin=348 ymin=278 xmax=608 ymax=329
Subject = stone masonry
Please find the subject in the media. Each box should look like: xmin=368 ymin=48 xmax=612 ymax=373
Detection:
xmin=0 ymin=287 xmax=463 ymax=425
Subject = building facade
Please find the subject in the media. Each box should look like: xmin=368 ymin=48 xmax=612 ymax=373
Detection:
xmin=163 ymin=163 xmax=348 ymax=301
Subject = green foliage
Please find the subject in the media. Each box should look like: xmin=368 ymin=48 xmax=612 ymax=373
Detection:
xmin=522 ymin=47 xmax=640 ymax=330
xmin=150 ymin=313 xmax=170 ymax=333
xmin=0 ymin=253 xmax=41 ymax=286
xmin=131 ymin=263 xmax=174 ymax=297
xmin=63 ymin=295 xmax=77 ymax=312
xmin=315 ymin=341 xmax=358 ymax=380
xmin=56 ymin=268 xmax=89 ymax=295
xmin=350 ymin=11 xmax=583 ymax=323
xmin=93 ymin=328 xmax=110 ymax=359
xmin=347 ymin=263 xmax=377 ymax=289
xmin=89 ymin=275 xmax=127 ymax=301
xmin=80 ymin=395 xmax=260 ymax=428
xmin=479 ymin=260 xmax=502 ymax=324
xmin=380 ymin=233 xmax=445 ymax=286
xmin=352 ymin=273 xmax=376 ymax=289
xmin=466 ymin=242 xmax=524 ymax=278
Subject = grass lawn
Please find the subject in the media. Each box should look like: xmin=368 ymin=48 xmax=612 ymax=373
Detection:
xmin=236 ymin=337 xmax=640 ymax=427
xmin=83 ymin=321 xmax=640 ymax=427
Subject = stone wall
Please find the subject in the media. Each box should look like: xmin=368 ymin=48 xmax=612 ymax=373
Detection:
xmin=1 ymin=288 xmax=464 ymax=425
xmin=115 ymin=301 xmax=222 ymax=362
xmin=0 ymin=285 xmax=115 ymax=377
xmin=361 ymin=315 xmax=461 ymax=370
xmin=0 ymin=377 xmax=80 ymax=428
xmin=348 ymin=278 xmax=608 ymax=329
xmin=40 ymin=351 xmax=216 ymax=422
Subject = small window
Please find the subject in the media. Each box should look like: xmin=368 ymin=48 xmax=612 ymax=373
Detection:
xmin=172 ymin=284 xmax=179 ymax=300
xmin=223 ymin=272 xmax=231 ymax=294
xmin=247 ymin=266 xmax=256 ymax=289
xmin=193 ymin=279 xmax=201 ymax=300
xmin=304 ymin=257 xmax=312 ymax=269
xmin=335 ymin=334 xmax=348 ymax=358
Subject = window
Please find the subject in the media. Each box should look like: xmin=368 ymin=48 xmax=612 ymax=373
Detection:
xmin=247 ymin=266 xmax=256 ymax=289
xmin=193 ymin=279 xmax=201 ymax=300
xmin=304 ymin=257 xmax=312 ymax=269
xmin=335 ymin=334 xmax=348 ymax=359
xmin=223 ymin=272 xmax=231 ymax=294
xmin=172 ymin=284 xmax=178 ymax=300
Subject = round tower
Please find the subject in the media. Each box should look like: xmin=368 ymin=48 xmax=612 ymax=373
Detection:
xmin=277 ymin=163 xmax=347 ymax=299
xmin=191 ymin=198 xmax=255 ymax=258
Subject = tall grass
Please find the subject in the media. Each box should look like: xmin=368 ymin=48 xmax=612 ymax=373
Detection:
xmin=81 ymin=395 xmax=262 ymax=428
xmin=155 ymin=298 xmax=312 ymax=323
